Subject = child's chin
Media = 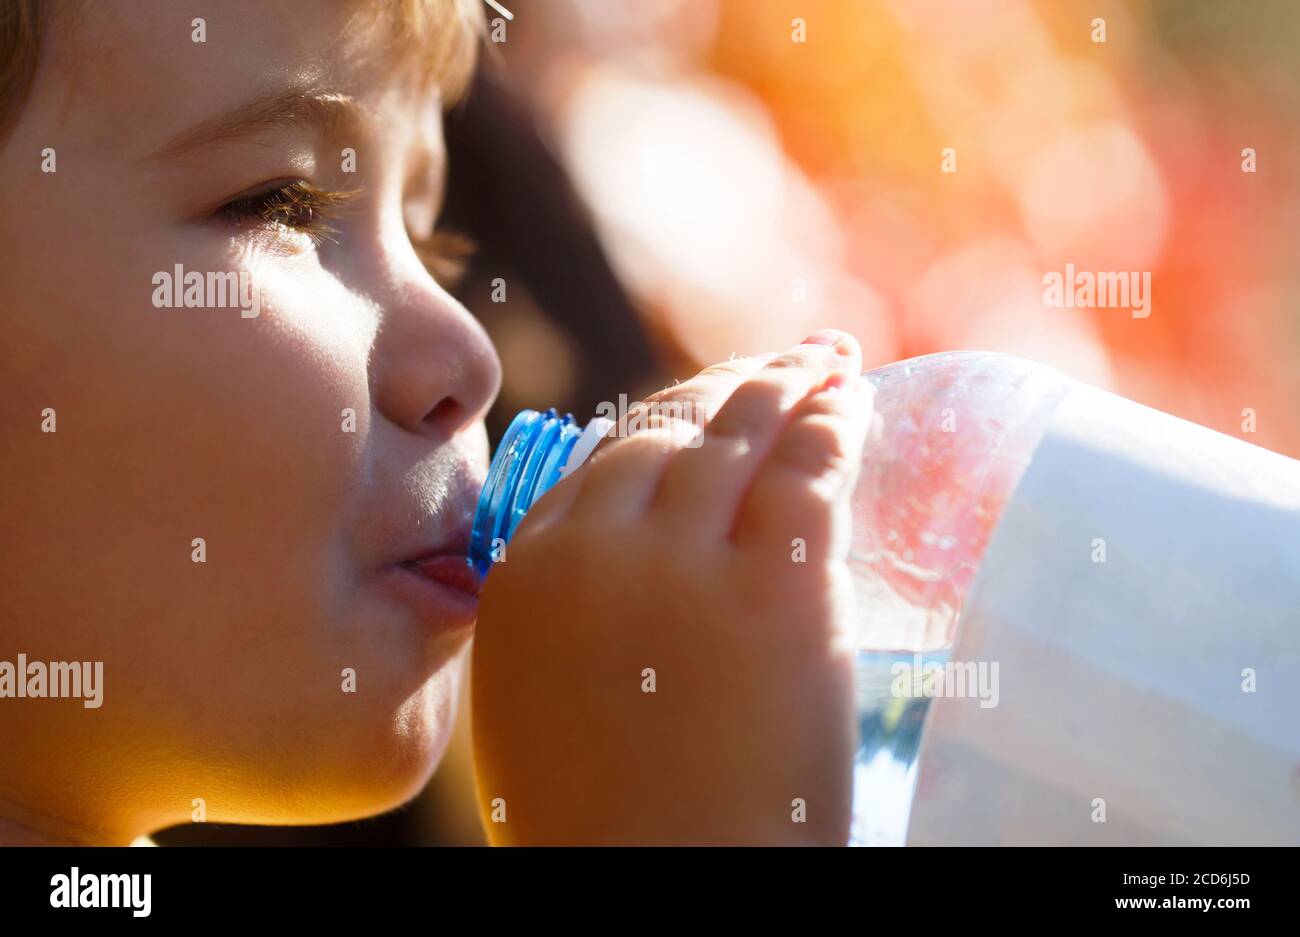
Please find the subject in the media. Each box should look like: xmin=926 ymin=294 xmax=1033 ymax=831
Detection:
xmin=247 ymin=680 xmax=460 ymax=827
xmin=324 ymin=746 xmax=446 ymax=823
xmin=314 ymin=699 xmax=459 ymax=822
xmin=257 ymin=724 xmax=451 ymax=828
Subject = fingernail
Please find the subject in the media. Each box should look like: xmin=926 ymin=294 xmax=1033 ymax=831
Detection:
xmin=801 ymin=329 xmax=853 ymax=356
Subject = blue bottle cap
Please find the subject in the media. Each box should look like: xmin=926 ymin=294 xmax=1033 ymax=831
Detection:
xmin=468 ymin=409 xmax=582 ymax=579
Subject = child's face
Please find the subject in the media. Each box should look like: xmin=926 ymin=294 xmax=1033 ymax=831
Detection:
xmin=0 ymin=0 xmax=499 ymax=839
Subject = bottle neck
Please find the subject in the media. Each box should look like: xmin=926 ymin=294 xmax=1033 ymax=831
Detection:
xmin=469 ymin=409 xmax=595 ymax=578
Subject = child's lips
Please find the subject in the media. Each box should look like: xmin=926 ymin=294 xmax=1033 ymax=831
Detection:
xmin=376 ymin=467 xmax=484 ymax=630
xmin=402 ymin=552 xmax=481 ymax=600
xmin=384 ymin=530 xmax=482 ymax=631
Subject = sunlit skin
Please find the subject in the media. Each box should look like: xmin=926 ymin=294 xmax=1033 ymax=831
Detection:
xmin=474 ymin=333 xmax=873 ymax=845
xmin=0 ymin=0 xmax=500 ymax=843
xmin=0 ymin=0 xmax=874 ymax=845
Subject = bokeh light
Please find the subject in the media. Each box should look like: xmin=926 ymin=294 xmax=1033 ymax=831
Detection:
xmin=499 ymin=0 xmax=1300 ymax=457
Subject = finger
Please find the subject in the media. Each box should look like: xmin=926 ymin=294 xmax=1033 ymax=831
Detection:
xmin=650 ymin=330 xmax=861 ymax=539
xmin=732 ymin=370 xmax=873 ymax=560
xmin=568 ymin=355 xmax=769 ymax=520
xmin=590 ymin=353 xmax=772 ymax=462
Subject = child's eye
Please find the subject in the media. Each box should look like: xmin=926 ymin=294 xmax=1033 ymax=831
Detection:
xmin=213 ymin=180 xmax=474 ymax=286
xmin=214 ymin=180 xmax=359 ymax=245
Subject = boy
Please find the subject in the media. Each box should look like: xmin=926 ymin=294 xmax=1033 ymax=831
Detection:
xmin=0 ymin=0 xmax=873 ymax=845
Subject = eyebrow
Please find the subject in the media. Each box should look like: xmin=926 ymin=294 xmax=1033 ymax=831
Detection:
xmin=147 ymin=88 xmax=368 ymax=162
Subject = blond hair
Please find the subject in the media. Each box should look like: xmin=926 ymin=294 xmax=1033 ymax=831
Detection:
xmin=0 ymin=0 xmax=482 ymax=139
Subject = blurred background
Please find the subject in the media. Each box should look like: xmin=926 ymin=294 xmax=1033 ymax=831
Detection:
xmin=156 ymin=0 xmax=1300 ymax=845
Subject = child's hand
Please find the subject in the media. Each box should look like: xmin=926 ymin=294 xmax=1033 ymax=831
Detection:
xmin=472 ymin=330 xmax=872 ymax=844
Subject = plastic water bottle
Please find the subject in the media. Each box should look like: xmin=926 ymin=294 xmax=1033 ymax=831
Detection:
xmin=468 ymin=351 xmax=1071 ymax=845
xmin=846 ymin=351 xmax=1068 ymax=844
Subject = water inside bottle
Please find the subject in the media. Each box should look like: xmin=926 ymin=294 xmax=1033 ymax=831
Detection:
xmin=850 ymin=648 xmax=947 ymax=846
xmin=847 ymin=353 xmax=1068 ymax=845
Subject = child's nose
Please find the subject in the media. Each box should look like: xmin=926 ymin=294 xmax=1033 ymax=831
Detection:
xmin=371 ymin=282 xmax=502 ymax=439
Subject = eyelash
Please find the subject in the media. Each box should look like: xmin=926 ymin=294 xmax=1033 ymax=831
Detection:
xmin=215 ymin=180 xmax=476 ymax=287
xmin=414 ymin=228 xmax=476 ymax=289
xmin=216 ymin=180 xmax=356 ymax=245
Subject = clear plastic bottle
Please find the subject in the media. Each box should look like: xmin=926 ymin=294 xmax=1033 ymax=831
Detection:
xmin=847 ymin=351 xmax=1068 ymax=845
xmin=468 ymin=351 xmax=1071 ymax=846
